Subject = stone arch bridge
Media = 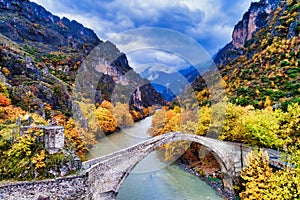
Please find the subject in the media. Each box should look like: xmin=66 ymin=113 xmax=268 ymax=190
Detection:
xmin=0 ymin=132 xmax=282 ymax=200
xmin=83 ymin=132 xmax=253 ymax=200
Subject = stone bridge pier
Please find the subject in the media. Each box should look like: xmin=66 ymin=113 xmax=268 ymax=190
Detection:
xmin=84 ymin=132 xmax=252 ymax=200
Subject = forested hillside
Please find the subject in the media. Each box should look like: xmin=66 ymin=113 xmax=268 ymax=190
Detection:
xmin=196 ymin=0 xmax=299 ymax=108
xmin=0 ymin=0 xmax=164 ymax=182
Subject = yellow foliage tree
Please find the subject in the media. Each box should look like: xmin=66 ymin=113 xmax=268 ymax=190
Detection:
xmin=112 ymin=102 xmax=134 ymax=128
xmin=264 ymin=147 xmax=300 ymax=199
xmin=240 ymin=149 xmax=273 ymax=200
xmin=96 ymin=106 xmax=117 ymax=133
xmin=219 ymin=103 xmax=247 ymax=142
xmin=148 ymin=108 xmax=167 ymax=136
xmin=32 ymin=150 xmax=46 ymax=169
xmin=264 ymin=96 xmax=272 ymax=108
xmin=242 ymin=108 xmax=284 ymax=148
xmin=77 ymin=101 xmax=98 ymax=135
xmin=130 ymin=109 xmax=143 ymax=121
xmin=196 ymin=106 xmax=211 ymax=135
xmin=100 ymin=100 xmax=113 ymax=111
xmin=164 ymin=141 xmax=190 ymax=161
xmin=64 ymin=118 xmax=96 ymax=160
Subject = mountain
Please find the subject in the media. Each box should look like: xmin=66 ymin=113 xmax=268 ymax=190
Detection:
xmin=140 ymin=66 xmax=200 ymax=101
xmin=0 ymin=0 xmax=164 ymax=118
xmin=214 ymin=0 xmax=282 ymax=66
xmin=193 ymin=0 xmax=299 ymax=109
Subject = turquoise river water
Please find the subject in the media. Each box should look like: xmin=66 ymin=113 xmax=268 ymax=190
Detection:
xmin=87 ymin=117 xmax=223 ymax=200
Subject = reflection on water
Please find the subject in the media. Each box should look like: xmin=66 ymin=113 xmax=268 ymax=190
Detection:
xmin=87 ymin=116 xmax=223 ymax=200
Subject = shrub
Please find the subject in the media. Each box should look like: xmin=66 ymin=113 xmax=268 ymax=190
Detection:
xmin=1 ymin=67 xmax=10 ymax=76
xmin=0 ymin=93 xmax=11 ymax=106
xmin=280 ymin=60 xmax=290 ymax=67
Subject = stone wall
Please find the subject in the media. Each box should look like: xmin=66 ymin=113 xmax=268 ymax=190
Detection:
xmin=0 ymin=175 xmax=87 ymax=200
xmin=20 ymin=126 xmax=64 ymax=154
xmin=44 ymin=126 xmax=64 ymax=154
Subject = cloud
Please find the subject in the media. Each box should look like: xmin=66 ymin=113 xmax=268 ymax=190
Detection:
xmin=31 ymin=0 xmax=257 ymax=63
xmin=124 ymin=49 xmax=192 ymax=74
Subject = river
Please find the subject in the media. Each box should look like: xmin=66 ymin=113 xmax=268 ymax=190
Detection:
xmin=87 ymin=117 xmax=224 ymax=200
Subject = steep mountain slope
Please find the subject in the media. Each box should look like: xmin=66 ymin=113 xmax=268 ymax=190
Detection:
xmin=214 ymin=0 xmax=282 ymax=66
xmin=0 ymin=0 xmax=164 ymax=119
xmin=0 ymin=0 xmax=100 ymax=52
xmin=194 ymin=0 xmax=299 ymax=109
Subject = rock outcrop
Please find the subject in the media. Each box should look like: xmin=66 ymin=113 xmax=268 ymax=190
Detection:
xmin=214 ymin=0 xmax=282 ymax=66
xmin=232 ymin=0 xmax=281 ymax=48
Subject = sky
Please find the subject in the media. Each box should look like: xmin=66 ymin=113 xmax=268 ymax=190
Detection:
xmin=29 ymin=0 xmax=258 ymax=100
xmin=31 ymin=0 xmax=257 ymax=56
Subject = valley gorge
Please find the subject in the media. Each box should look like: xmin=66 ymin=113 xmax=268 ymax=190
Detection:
xmin=0 ymin=0 xmax=299 ymax=199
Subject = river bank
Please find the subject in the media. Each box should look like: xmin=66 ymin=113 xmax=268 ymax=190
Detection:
xmin=177 ymin=159 xmax=237 ymax=200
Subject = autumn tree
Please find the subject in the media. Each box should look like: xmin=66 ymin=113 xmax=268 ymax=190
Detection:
xmin=277 ymin=103 xmax=300 ymax=145
xmin=196 ymin=105 xmax=211 ymax=135
xmin=112 ymin=102 xmax=134 ymax=128
xmin=264 ymin=147 xmax=300 ymax=199
xmin=240 ymin=149 xmax=273 ymax=200
xmin=148 ymin=108 xmax=167 ymax=136
xmin=0 ymin=82 xmax=9 ymax=98
xmin=100 ymin=100 xmax=113 ymax=111
xmin=219 ymin=103 xmax=247 ymax=142
xmin=95 ymin=106 xmax=117 ymax=133
xmin=130 ymin=109 xmax=143 ymax=121
xmin=53 ymin=112 xmax=67 ymax=126
xmin=64 ymin=118 xmax=96 ymax=160
xmin=76 ymin=100 xmax=99 ymax=135
xmin=242 ymin=108 xmax=285 ymax=148
xmin=0 ymin=93 xmax=10 ymax=106
xmin=1 ymin=67 xmax=10 ymax=76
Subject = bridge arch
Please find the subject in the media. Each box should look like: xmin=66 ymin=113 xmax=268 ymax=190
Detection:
xmin=86 ymin=132 xmax=238 ymax=200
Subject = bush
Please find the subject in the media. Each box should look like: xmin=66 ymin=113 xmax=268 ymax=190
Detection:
xmin=1 ymin=67 xmax=10 ymax=76
xmin=280 ymin=60 xmax=290 ymax=67
xmin=0 ymin=93 xmax=11 ymax=106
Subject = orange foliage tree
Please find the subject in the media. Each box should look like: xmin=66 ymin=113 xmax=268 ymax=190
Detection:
xmin=0 ymin=93 xmax=11 ymax=106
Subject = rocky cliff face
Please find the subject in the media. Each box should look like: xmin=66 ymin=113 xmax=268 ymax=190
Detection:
xmin=214 ymin=0 xmax=281 ymax=66
xmin=232 ymin=0 xmax=281 ymax=48
xmin=0 ymin=0 xmax=164 ymax=118
xmin=77 ymin=40 xmax=165 ymax=110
